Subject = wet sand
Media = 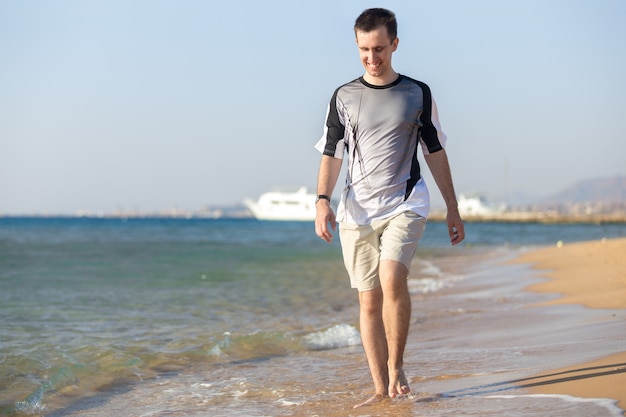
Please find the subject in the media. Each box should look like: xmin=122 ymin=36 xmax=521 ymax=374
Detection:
xmin=514 ymin=237 xmax=626 ymax=411
xmin=43 ymin=242 xmax=626 ymax=416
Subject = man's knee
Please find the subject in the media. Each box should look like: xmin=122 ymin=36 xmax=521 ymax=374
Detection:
xmin=380 ymin=259 xmax=408 ymax=275
xmin=379 ymin=260 xmax=409 ymax=285
xmin=358 ymin=287 xmax=383 ymax=315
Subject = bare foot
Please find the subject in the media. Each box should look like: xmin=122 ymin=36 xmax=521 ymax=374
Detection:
xmin=388 ymin=368 xmax=410 ymax=398
xmin=353 ymin=393 xmax=386 ymax=409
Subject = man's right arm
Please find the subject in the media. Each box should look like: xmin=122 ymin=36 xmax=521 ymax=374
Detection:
xmin=424 ymin=149 xmax=465 ymax=246
xmin=315 ymin=155 xmax=342 ymax=243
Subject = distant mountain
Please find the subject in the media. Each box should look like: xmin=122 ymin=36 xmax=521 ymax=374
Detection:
xmin=540 ymin=175 xmax=626 ymax=205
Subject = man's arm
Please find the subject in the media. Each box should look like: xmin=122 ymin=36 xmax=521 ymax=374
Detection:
xmin=424 ymin=149 xmax=465 ymax=246
xmin=315 ymin=155 xmax=342 ymax=243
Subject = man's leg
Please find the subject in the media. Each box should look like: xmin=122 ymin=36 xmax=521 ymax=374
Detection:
xmin=345 ymin=212 xmax=423 ymax=408
xmin=354 ymin=286 xmax=388 ymax=408
xmin=376 ymin=212 xmax=424 ymax=399
xmin=379 ymin=259 xmax=411 ymax=398
xmin=354 ymin=260 xmax=411 ymax=408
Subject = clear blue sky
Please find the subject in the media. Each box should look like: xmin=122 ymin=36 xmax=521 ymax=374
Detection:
xmin=1 ymin=0 xmax=625 ymax=214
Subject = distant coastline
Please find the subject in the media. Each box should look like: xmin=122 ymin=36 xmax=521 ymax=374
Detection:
xmin=2 ymin=208 xmax=626 ymax=224
xmin=428 ymin=210 xmax=626 ymax=225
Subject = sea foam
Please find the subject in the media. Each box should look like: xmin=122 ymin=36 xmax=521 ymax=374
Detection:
xmin=409 ymin=260 xmax=464 ymax=294
xmin=13 ymin=387 xmax=46 ymax=415
xmin=302 ymin=323 xmax=361 ymax=350
xmin=488 ymin=394 xmax=623 ymax=417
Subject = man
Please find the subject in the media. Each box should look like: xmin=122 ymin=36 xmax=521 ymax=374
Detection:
xmin=314 ymin=8 xmax=465 ymax=409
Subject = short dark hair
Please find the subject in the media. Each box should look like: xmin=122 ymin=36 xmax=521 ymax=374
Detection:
xmin=354 ymin=8 xmax=397 ymax=40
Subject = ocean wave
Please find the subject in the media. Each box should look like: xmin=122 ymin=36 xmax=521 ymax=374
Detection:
xmin=13 ymin=387 xmax=46 ymax=416
xmin=11 ymin=366 xmax=79 ymax=416
xmin=301 ymin=323 xmax=361 ymax=350
xmin=409 ymin=260 xmax=464 ymax=294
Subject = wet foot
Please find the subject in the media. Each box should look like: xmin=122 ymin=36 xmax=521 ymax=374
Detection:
xmin=388 ymin=368 xmax=410 ymax=398
xmin=353 ymin=393 xmax=386 ymax=408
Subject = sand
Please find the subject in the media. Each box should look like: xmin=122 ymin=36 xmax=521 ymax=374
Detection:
xmin=34 ymin=240 xmax=626 ymax=416
xmin=514 ymin=237 xmax=626 ymax=411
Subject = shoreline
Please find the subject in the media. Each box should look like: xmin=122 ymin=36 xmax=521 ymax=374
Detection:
xmin=2 ymin=212 xmax=626 ymax=224
xmin=513 ymin=237 xmax=626 ymax=411
xmin=14 ymin=237 xmax=626 ymax=416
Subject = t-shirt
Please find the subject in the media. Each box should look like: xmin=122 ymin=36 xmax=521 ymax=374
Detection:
xmin=315 ymin=74 xmax=447 ymax=225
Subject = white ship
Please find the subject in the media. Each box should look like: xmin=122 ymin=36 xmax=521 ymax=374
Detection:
xmin=457 ymin=193 xmax=505 ymax=216
xmin=244 ymin=187 xmax=318 ymax=221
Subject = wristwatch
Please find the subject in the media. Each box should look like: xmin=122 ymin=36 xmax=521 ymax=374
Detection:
xmin=315 ymin=195 xmax=331 ymax=204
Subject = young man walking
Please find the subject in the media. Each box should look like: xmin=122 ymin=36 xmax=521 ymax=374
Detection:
xmin=314 ymin=8 xmax=465 ymax=408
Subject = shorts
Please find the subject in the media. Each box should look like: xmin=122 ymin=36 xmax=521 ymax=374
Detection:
xmin=338 ymin=211 xmax=426 ymax=292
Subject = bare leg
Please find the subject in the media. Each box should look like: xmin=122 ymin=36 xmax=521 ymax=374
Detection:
xmin=379 ymin=259 xmax=411 ymax=398
xmin=354 ymin=286 xmax=388 ymax=408
xmin=354 ymin=260 xmax=412 ymax=408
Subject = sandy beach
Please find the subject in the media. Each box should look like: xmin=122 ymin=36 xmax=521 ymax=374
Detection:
xmin=515 ymin=238 xmax=626 ymax=411
xmin=9 ymin=224 xmax=626 ymax=417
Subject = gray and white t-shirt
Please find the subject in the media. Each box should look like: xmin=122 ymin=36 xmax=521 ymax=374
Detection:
xmin=315 ymin=75 xmax=447 ymax=225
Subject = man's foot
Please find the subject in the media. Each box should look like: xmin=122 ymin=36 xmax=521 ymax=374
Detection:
xmin=388 ymin=368 xmax=410 ymax=398
xmin=353 ymin=393 xmax=386 ymax=408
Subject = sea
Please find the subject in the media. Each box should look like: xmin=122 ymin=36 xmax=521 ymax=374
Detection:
xmin=1 ymin=217 xmax=625 ymax=417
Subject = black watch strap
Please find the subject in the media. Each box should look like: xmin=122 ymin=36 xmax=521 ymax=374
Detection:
xmin=315 ymin=195 xmax=331 ymax=203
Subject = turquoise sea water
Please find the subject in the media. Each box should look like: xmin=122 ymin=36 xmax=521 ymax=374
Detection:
xmin=1 ymin=218 xmax=625 ymax=416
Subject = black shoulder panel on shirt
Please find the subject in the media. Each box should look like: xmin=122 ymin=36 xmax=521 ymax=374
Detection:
xmin=403 ymin=76 xmax=443 ymax=154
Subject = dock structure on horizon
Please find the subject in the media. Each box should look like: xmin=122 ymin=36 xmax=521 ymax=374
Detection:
xmin=428 ymin=210 xmax=626 ymax=225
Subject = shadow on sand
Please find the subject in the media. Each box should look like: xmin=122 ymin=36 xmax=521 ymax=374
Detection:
xmin=416 ymin=362 xmax=626 ymax=402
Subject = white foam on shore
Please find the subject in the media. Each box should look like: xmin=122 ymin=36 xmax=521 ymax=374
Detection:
xmin=301 ymin=323 xmax=361 ymax=350
xmin=276 ymin=398 xmax=305 ymax=406
xmin=13 ymin=388 xmax=46 ymax=415
xmin=488 ymin=394 xmax=623 ymax=416
xmin=408 ymin=260 xmax=464 ymax=294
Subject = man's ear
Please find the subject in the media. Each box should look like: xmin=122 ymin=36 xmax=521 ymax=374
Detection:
xmin=392 ymin=37 xmax=399 ymax=52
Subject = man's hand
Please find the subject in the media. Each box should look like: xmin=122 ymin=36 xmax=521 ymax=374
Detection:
xmin=315 ymin=201 xmax=336 ymax=243
xmin=447 ymin=209 xmax=465 ymax=246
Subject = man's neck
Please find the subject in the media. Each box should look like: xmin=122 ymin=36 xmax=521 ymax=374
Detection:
xmin=362 ymin=70 xmax=399 ymax=86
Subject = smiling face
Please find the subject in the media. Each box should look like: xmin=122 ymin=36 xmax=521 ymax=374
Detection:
xmin=356 ymin=25 xmax=399 ymax=86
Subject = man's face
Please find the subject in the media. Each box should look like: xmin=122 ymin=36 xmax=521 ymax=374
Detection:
xmin=356 ymin=26 xmax=398 ymax=83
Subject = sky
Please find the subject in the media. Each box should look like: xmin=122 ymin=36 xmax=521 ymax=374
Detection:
xmin=1 ymin=0 xmax=625 ymax=215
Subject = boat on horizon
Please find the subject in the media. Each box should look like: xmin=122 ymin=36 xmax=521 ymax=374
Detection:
xmin=246 ymin=188 xmax=505 ymax=221
xmin=244 ymin=187 xmax=318 ymax=221
xmin=457 ymin=193 xmax=506 ymax=216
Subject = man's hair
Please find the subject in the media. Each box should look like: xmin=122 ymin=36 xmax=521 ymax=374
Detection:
xmin=354 ymin=8 xmax=397 ymax=40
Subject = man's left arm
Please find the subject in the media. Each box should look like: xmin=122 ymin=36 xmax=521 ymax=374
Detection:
xmin=424 ymin=149 xmax=465 ymax=246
